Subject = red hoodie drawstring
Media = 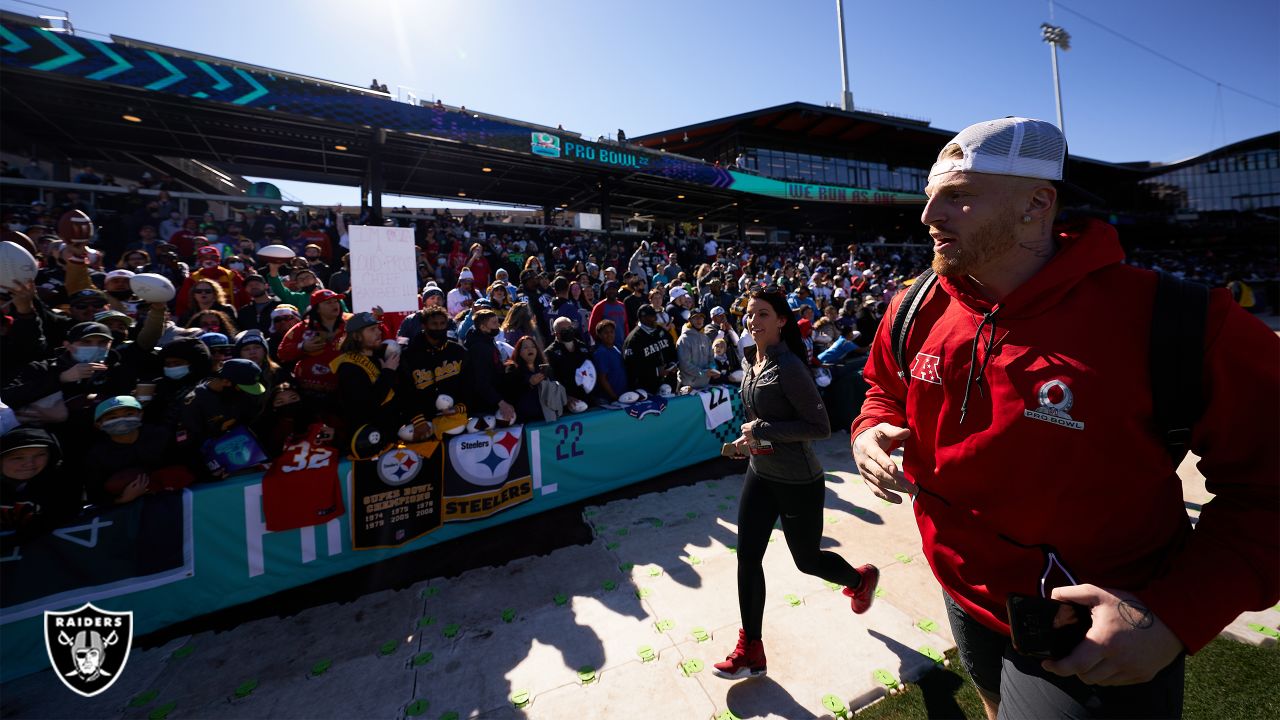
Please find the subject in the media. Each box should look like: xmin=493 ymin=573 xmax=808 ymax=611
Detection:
xmin=959 ymin=309 xmax=1000 ymax=425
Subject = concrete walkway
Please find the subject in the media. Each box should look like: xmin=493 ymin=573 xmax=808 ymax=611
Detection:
xmin=3 ymin=435 xmax=1274 ymax=719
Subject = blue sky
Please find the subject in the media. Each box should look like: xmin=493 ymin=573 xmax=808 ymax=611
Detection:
xmin=21 ymin=0 xmax=1279 ymax=205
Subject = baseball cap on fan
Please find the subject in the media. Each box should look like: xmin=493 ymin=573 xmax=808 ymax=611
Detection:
xmin=928 ymin=117 xmax=1101 ymax=207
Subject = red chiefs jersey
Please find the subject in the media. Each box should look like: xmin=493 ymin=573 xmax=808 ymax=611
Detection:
xmin=262 ymin=426 xmax=345 ymax=532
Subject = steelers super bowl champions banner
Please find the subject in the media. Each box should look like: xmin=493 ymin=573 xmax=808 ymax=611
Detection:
xmin=350 ymin=427 xmax=532 ymax=550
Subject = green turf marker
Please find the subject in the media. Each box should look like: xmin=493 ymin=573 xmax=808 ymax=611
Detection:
xmin=768 ymin=536 xmax=777 ymax=544
xmin=650 ymin=518 xmax=664 ymax=527
xmin=148 ymin=702 xmax=176 ymax=720
xmin=128 ymin=690 xmax=159 ymax=708
xmin=310 ymin=659 xmax=333 ymax=676
xmin=620 ymin=562 xmax=635 ymax=572
xmin=439 ymin=712 xmax=459 ymax=720
xmin=881 ymin=498 xmax=893 ymax=507
xmin=616 ymin=528 xmax=629 ymax=536
xmin=679 ymin=658 xmax=704 ymax=676
xmin=725 ymin=494 xmax=736 ymax=500
xmin=654 ymin=619 xmax=675 ymax=633
xmin=918 ymin=646 xmax=945 ymax=664
xmin=874 ymin=668 xmax=899 ymax=690
xmin=894 ymin=553 xmax=912 ymax=564
xmin=443 ymin=623 xmax=460 ymax=639
xmin=718 ymin=504 xmax=729 ymax=511
xmin=822 ymin=694 xmax=850 ymax=718
xmin=708 ymin=481 xmax=719 ymax=488
xmin=379 ymin=640 xmax=399 ymax=656
xmin=717 ymin=711 xmax=742 ymax=720
xmin=681 ymin=555 xmax=702 ymax=566
xmin=606 ymin=542 xmax=620 ymax=551
xmin=874 ymin=586 xmax=885 ymax=598
xmin=1247 ymin=622 xmax=1280 ymax=639
xmin=727 ymin=545 xmax=737 ymax=554
xmin=170 ymin=645 xmax=194 ymax=660
xmin=785 ymin=594 xmax=803 ymax=607
xmin=635 ymin=587 xmax=652 ymax=599
xmin=648 ymin=566 xmax=663 ymax=577
xmin=412 ymin=651 xmax=434 ymax=667
xmin=603 ymin=580 xmax=617 ymax=591
xmin=637 ymin=645 xmax=656 ymax=662
xmin=692 ymin=627 xmax=710 ymax=643
xmin=553 ymin=593 xmax=568 ymax=606
xmin=502 ymin=608 xmax=516 ymax=623
xmin=596 ymin=524 xmax=607 ymax=532
xmin=417 ymin=615 xmax=435 ymax=628
xmin=826 ymin=516 xmax=839 ymax=525
xmin=585 ymin=508 xmax=598 ymax=517
xmin=510 ymin=689 xmax=531 ymax=709
xmin=917 ymin=619 xmax=939 ymax=633
xmin=404 ymin=698 xmax=430 ymax=717
xmin=686 ymin=512 xmax=698 ymax=519
xmin=577 ymin=665 xmax=597 ymax=684
xmin=420 ymin=586 xmax=440 ymax=599
xmin=233 ymin=679 xmax=258 ymax=698
xmin=824 ymin=581 xmax=841 ymax=591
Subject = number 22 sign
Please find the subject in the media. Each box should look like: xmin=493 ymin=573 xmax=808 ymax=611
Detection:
xmin=554 ymin=422 xmax=584 ymax=461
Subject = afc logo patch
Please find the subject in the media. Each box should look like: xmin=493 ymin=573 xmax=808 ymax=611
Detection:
xmin=909 ymin=353 xmax=942 ymax=384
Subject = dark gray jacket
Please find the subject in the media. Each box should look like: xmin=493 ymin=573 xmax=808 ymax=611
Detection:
xmin=740 ymin=342 xmax=830 ymax=482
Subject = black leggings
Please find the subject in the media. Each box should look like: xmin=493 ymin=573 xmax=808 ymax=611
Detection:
xmin=736 ymin=467 xmax=864 ymax=641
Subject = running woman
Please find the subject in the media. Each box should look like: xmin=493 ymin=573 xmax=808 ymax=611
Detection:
xmin=713 ymin=287 xmax=879 ymax=679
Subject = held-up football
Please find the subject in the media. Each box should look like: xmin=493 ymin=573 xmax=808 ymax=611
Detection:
xmin=257 ymin=244 xmax=296 ymax=260
xmin=130 ymin=273 xmax=177 ymax=303
xmin=0 ymin=240 xmax=39 ymax=288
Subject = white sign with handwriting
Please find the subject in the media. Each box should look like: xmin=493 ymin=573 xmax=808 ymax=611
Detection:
xmin=348 ymin=225 xmax=418 ymax=313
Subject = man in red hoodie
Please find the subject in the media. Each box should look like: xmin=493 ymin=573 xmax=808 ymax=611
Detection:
xmin=851 ymin=117 xmax=1278 ymax=719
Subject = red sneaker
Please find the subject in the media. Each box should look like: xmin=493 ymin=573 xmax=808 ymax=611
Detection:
xmin=712 ymin=628 xmax=767 ymax=679
xmin=842 ymin=564 xmax=879 ymax=614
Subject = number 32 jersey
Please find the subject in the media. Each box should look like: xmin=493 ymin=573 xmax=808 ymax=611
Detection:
xmin=262 ymin=426 xmax=346 ymax=531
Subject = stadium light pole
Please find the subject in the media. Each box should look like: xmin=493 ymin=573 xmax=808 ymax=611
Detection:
xmin=1041 ymin=23 xmax=1071 ymax=134
xmin=836 ymin=0 xmax=854 ymax=111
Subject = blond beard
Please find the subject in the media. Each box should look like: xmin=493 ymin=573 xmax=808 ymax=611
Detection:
xmin=931 ymin=208 xmax=1021 ymax=278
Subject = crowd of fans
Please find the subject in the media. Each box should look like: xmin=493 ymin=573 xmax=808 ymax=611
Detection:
xmin=0 ymin=188 xmax=1273 ymax=539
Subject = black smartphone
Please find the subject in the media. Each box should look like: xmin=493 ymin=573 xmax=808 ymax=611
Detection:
xmin=1006 ymin=593 xmax=1092 ymax=660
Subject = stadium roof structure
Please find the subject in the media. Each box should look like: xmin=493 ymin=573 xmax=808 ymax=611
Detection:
xmin=0 ymin=17 xmax=929 ymax=233
xmin=630 ymin=101 xmax=1150 ymax=201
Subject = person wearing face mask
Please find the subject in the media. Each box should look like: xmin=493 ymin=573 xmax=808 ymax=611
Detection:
xmin=300 ymin=244 xmax=332 ymax=286
xmin=397 ymin=306 xmax=468 ymax=429
xmin=3 ymin=322 xmax=139 ymax=434
xmin=146 ymin=337 xmax=212 ymax=426
xmin=93 ymin=307 xmax=164 ymax=380
xmin=86 ymin=396 xmax=193 ymax=506
xmin=545 ymin=317 xmax=592 ymax=411
xmin=0 ymin=427 xmax=81 ymax=540
xmin=175 ymin=247 xmax=247 ymax=317
xmin=174 ymin=358 xmax=267 ymax=462
xmin=462 ymin=309 xmax=516 ymax=422
xmin=235 ymin=274 xmax=281 ymax=333
xmin=622 ymin=305 xmax=678 ymax=394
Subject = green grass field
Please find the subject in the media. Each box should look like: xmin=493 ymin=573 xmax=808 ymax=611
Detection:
xmin=855 ymin=638 xmax=1279 ymax=719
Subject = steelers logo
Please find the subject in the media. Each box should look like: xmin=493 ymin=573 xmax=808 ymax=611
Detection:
xmin=377 ymin=447 xmax=423 ymax=486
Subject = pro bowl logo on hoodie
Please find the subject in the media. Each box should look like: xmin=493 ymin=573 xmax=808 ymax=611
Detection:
xmin=1024 ymin=379 xmax=1084 ymax=430
xmin=449 ymin=428 xmax=523 ymax=487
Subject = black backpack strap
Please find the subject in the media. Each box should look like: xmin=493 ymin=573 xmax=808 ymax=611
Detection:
xmin=1150 ymin=272 xmax=1209 ymax=466
xmin=891 ymin=269 xmax=938 ymax=385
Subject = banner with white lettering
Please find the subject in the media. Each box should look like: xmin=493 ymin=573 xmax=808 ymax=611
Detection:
xmin=348 ymin=225 xmax=419 ymax=313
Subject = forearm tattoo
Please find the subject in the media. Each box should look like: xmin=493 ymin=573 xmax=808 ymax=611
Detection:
xmin=1118 ymin=599 xmax=1155 ymax=629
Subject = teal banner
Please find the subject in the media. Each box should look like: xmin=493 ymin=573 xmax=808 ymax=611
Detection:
xmin=727 ymin=171 xmax=924 ymax=205
xmin=0 ymin=392 xmax=744 ymax=682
